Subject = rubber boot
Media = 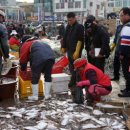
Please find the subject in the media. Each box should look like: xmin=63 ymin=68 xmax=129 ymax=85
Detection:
xmin=44 ymin=82 xmax=52 ymax=100
xmin=28 ymin=84 xmax=38 ymax=100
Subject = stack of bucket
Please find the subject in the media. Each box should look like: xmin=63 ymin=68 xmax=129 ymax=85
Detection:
xmin=18 ymin=67 xmax=44 ymax=98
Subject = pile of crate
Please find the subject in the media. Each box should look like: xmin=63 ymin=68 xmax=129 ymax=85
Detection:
xmin=18 ymin=67 xmax=44 ymax=98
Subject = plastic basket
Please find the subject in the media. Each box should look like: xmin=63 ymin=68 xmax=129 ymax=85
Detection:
xmin=18 ymin=76 xmax=43 ymax=98
xmin=19 ymin=67 xmax=32 ymax=80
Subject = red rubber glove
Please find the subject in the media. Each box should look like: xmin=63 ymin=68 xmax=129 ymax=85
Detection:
xmin=77 ymin=80 xmax=90 ymax=87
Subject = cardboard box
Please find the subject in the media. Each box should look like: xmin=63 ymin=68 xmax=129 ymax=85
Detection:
xmin=51 ymin=73 xmax=70 ymax=93
xmin=18 ymin=76 xmax=44 ymax=98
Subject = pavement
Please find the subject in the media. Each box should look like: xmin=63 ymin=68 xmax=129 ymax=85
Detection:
xmin=110 ymin=78 xmax=130 ymax=103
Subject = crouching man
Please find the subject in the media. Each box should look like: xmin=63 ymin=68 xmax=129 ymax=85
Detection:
xmin=73 ymin=58 xmax=112 ymax=104
xmin=20 ymin=37 xmax=55 ymax=100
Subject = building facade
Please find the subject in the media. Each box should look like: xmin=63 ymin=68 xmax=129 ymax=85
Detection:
xmin=53 ymin=0 xmax=106 ymax=23
xmin=0 ymin=0 xmax=16 ymax=6
xmin=34 ymin=0 xmax=53 ymax=21
xmin=108 ymin=0 xmax=130 ymax=12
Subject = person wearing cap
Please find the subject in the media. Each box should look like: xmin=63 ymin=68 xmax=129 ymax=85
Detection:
xmin=9 ymin=30 xmax=20 ymax=51
xmin=61 ymin=12 xmax=84 ymax=91
xmin=35 ymin=26 xmax=47 ymax=39
xmin=84 ymin=15 xmax=110 ymax=72
xmin=73 ymin=58 xmax=112 ymax=104
xmin=0 ymin=10 xmax=10 ymax=74
xmin=20 ymin=37 xmax=55 ymax=100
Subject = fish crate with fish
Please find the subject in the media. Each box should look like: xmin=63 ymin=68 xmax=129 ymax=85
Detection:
xmin=51 ymin=73 xmax=70 ymax=93
xmin=0 ymin=63 xmax=18 ymax=79
xmin=0 ymin=76 xmax=17 ymax=99
xmin=18 ymin=76 xmax=44 ymax=98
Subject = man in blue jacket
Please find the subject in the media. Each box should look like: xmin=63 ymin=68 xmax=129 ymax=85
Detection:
xmin=0 ymin=10 xmax=10 ymax=75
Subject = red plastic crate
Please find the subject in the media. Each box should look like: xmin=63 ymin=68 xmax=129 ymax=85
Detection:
xmin=52 ymin=65 xmax=63 ymax=74
xmin=19 ymin=67 xmax=32 ymax=80
xmin=52 ymin=56 xmax=68 ymax=74
xmin=54 ymin=56 xmax=68 ymax=67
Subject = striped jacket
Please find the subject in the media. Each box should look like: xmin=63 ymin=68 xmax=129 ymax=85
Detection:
xmin=120 ymin=21 xmax=130 ymax=57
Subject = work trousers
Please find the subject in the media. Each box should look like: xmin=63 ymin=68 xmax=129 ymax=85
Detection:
xmin=113 ymin=51 xmax=120 ymax=78
xmin=31 ymin=59 xmax=55 ymax=84
xmin=67 ymin=51 xmax=82 ymax=86
xmin=121 ymin=56 xmax=130 ymax=91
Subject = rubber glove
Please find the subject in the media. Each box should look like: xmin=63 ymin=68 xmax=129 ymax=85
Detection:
xmin=77 ymin=80 xmax=90 ymax=87
xmin=60 ymin=48 xmax=66 ymax=54
xmin=110 ymin=43 xmax=115 ymax=51
xmin=73 ymin=41 xmax=82 ymax=60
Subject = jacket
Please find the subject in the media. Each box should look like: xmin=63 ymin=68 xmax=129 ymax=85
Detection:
xmin=62 ymin=21 xmax=84 ymax=53
xmin=9 ymin=36 xmax=20 ymax=46
xmin=20 ymin=40 xmax=55 ymax=66
xmin=85 ymin=25 xmax=110 ymax=58
xmin=119 ymin=21 xmax=130 ymax=57
xmin=0 ymin=23 xmax=9 ymax=58
xmin=80 ymin=63 xmax=111 ymax=87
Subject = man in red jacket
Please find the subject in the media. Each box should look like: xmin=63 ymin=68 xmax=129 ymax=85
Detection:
xmin=73 ymin=58 xmax=112 ymax=104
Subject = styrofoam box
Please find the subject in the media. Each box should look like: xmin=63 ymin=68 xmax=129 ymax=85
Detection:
xmin=51 ymin=73 xmax=70 ymax=93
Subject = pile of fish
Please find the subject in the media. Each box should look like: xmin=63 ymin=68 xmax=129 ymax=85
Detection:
xmin=0 ymin=77 xmax=16 ymax=84
xmin=0 ymin=97 xmax=127 ymax=130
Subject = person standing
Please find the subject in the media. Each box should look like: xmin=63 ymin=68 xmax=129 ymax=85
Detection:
xmin=61 ymin=12 xmax=84 ymax=94
xmin=84 ymin=15 xmax=110 ymax=72
xmin=110 ymin=24 xmax=123 ymax=81
xmin=118 ymin=7 xmax=130 ymax=97
xmin=20 ymin=37 xmax=55 ymax=100
xmin=9 ymin=30 xmax=20 ymax=51
xmin=0 ymin=10 xmax=10 ymax=74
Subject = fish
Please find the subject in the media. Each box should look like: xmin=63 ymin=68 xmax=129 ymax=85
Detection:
xmin=93 ymin=109 xmax=104 ymax=116
xmin=24 ymin=126 xmax=38 ymax=130
xmin=7 ymin=107 xmax=17 ymax=110
xmin=10 ymin=112 xmax=22 ymax=118
xmin=82 ymin=124 xmax=101 ymax=129
xmin=35 ymin=121 xmax=48 ymax=129
xmin=61 ymin=115 xmax=69 ymax=126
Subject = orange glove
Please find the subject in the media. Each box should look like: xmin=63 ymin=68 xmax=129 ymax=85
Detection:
xmin=60 ymin=48 xmax=66 ymax=54
xmin=73 ymin=41 xmax=82 ymax=60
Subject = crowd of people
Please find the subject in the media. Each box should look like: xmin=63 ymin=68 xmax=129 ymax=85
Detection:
xmin=0 ymin=7 xmax=130 ymax=104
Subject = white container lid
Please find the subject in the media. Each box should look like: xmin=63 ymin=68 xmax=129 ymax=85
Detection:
xmin=52 ymin=73 xmax=70 ymax=82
